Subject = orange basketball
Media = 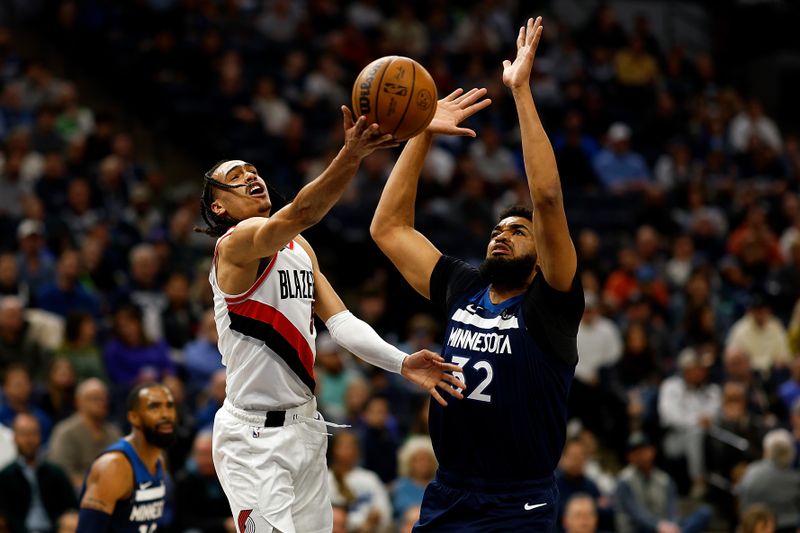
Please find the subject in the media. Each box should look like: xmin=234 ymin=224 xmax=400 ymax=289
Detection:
xmin=351 ymin=56 xmax=438 ymax=141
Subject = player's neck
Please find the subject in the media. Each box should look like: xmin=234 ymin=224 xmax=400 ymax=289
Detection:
xmin=488 ymin=284 xmax=527 ymax=303
xmin=488 ymin=270 xmax=536 ymax=304
xmin=127 ymin=434 xmax=162 ymax=474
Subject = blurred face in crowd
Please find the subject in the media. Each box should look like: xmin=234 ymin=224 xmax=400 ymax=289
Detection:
xmin=114 ymin=307 xmax=145 ymax=345
xmin=130 ymin=246 xmax=160 ymax=286
xmin=628 ymin=444 xmax=656 ymax=472
xmin=0 ymin=254 xmax=18 ymax=287
xmin=683 ymin=362 xmax=709 ymax=387
xmin=559 ymin=440 xmax=587 ymax=477
xmin=480 ymin=216 xmax=538 ymax=290
xmin=4 ymin=367 xmax=32 ymax=406
xmin=128 ymin=385 xmax=177 ymax=450
xmin=722 ymin=382 xmax=747 ymax=422
xmin=210 ymin=161 xmax=271 ymax=222
xmin=724 ymin=347 xmax=751 ymax=382
xmin=77 ymin=378 xmax=109 ymax=422
xmin=363 ymin=396 xmax=389 ymax=429
xmin=49 ymin=357 xmax=76 ymax=391
xmin=0 ymin=297 xmax=24 ymax=334
xmin=332 ymin=432 xmax=359 ymax=471
xmin=563 ymin=496 xmax=597 ymax=533
xmin=57 ymin=250 xmax=82 ymax=286
xmin=751 ymin=305 xmax=771 ymax=327
xmin=193 ymin=433 xmax=215 ymax=478
xmin=165 ymin=272 xmax=190 ymax=306
xmin=409 ymin=449 xmax=436 ymax=482
xmin=13 ymin=413 xmax=41 ymax=463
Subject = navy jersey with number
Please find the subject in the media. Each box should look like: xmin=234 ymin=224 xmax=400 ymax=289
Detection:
xmin=429 ymin=255 xmax=583 ymax=482
xmin=81 ymin=439 xmax=166 ymax=533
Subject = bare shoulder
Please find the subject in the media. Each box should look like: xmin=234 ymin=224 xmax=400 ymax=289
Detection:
xmin=82 ymin=451 xmax=133 ymax=509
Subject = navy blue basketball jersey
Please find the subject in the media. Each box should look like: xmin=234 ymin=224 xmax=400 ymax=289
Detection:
xmin=82 ymin=439 xmax=167 ymax=532
xmin=429 ymin=255 xmax=583 ymax=482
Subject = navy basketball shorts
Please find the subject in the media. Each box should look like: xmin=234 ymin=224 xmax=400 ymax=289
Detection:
xmin=413 ymin=470 xmax=558 ymax=532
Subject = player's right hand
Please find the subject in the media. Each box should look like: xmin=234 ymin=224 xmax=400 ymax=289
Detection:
xmin=340 ymin=106 xmax=399 ymax=160
xmin=401 ymin=349 xmax=467 ymax=407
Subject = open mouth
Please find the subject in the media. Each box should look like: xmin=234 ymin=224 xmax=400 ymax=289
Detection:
xmin=248 ymin=183 xmax=265 ymax=197
xmin=156 ymin=423 xmax=174 ymax=433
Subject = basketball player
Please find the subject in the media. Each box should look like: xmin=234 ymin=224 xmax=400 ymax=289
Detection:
xmin=371 ymin=17 xmax=583 ymax=531
xmin=199 ymin=108 xmax=469 ymax=533
xmin=76 ymin=383 xmax=175 ymax=532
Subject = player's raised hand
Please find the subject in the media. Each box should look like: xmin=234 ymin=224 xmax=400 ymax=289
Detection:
xmin=426 ymin=88 xmax=492 ymax=138
xmin=401 ymin=349 xmax=466 ymax=406
xmin=502 ymin=16 xmax=543 ymax=90
xmin=340 ymin=106 xmax=400 ymax=159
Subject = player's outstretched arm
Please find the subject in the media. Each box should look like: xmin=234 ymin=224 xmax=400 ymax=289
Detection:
xmin=370 ymin=88 xmax=491 ymax=298
xmin=296 ymin=236 xmax=466 ymax=405
xmin=76 ymin=453 xmax=132 ymax=532
xmin=220 ymin=108 xmax=398 ymax=267
xmin=503 ymin=17 xmax=576 ymax=292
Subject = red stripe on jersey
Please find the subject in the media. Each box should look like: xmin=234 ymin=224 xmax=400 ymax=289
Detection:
xmin=288 ymin=240 xmax=294 ymax=250
xmin=226 ymin=299 xmax=315 ymax=381
xmin=224 ymin=254 xmax=279 ymax=305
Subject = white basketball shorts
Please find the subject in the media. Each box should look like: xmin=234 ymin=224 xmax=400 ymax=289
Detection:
xmin=212 ymin=398 xmax=332 ymax=533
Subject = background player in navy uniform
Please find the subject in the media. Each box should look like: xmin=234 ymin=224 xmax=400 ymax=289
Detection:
xmin=371 ymin=16 xmax=582 ymax=532
xmin=76 ymin=383 xmax=176 ymax=533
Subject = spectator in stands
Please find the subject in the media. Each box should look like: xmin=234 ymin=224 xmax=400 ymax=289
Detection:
xmin=174 ymin=431 xmax=234 ymax=533
xmin=738 ymin=504 xmax=776 ymax=533
xmin=328 ymin=431 xmax=392 ymax=533
xmin=47 ymin=378 xmax=120 ymax=490
xmin=315 ymin=331 xmax=360 ymax=424
xmin=615 ymin=432 xmax=711 ymax=533
xmin=391 ymin=436 xmax=436 ymax=523
xmin=555 ymin=438 xmax=610 ymax=531
xmin=358 ymin=394 xmax=401 ymax=484
xmin=194 ymin=369 xmax=226 ymax=430
xmin=573 ymin=292 xmax=624 ymax=437
xmin=0 ymin=296 xmax=51 ymax=379
xmin=37 ymin=248 xmax=100 ymax=319
xmin=727 ymin=294 xmax=790 ymax=377
xmin=55 ymin=311 xmax=103 ymax=382
xmin=0 ymin=413 xmax=77 ymax=533
xmin=737 ymin=429 xmax=800 ymax=532
xmin=183 ymin=308 xmax=222 ymax=397
xmin=0 ymin=252 xmax=30 ymax=305
xmin=658 ymin=347 xmax=721 ymax=498
xmin=117 ymin=243 xmax=166 ymax=341
xmin=705 ymin=382 xmax=765 ymax=516
xmin=16 ymin=219 xmax=55 ymax=296
xmin=102 ymin=303 xmax=174 ymax=387
xmin=0 ymin=365 xmax=52 ymax=443
xmin=0 ymin=421 xmax=15 ymax=469
xmin=603 ymin=247 xmax=640 ymax=311
xmin=34 ymin=357 xmax=76 ymax=424
xmin=563 ymin=494 xmax=602 ymax=533
xmin=779 ymin=357 xmax=800 ymax=412
xmin=723 ymin=345 xmax=772 ymax=419
xmin=592 ymin=123 xmax=651 ymax=194
xmin=730 ymin=98 xmax=782 ymax=154
xmin=161 ymin=271 xmax=199 ymax=351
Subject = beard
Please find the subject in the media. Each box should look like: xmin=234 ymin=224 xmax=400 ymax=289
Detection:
xmin=141 ymin=422 xmax=177 ymax=449
xmin=479 ymin=254 xmax=536 ymax=290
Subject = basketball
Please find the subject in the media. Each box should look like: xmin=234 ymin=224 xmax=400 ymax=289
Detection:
xmin=351 ymin=56 xmax=438 ymax=141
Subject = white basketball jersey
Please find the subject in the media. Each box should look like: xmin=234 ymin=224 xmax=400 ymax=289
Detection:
xmin=210 ymin=228 xmax=317 ymax=411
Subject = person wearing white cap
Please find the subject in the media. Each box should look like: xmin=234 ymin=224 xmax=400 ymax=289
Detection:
xmin=591 ymin=122 xmax=652 ymax=194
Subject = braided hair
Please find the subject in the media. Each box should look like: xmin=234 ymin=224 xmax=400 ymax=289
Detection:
xmin=196 ymin=160 xmax=245 ymax=237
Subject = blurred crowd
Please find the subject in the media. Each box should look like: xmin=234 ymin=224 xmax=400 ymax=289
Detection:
xmin=0 ymin=0 xmax=799 ymax=532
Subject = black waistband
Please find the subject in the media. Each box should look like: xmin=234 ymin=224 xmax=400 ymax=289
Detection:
xmin=265 ymin=410 xmax=286 ymax=427
xmin=435 ymin=469 xmax=555 ymax=494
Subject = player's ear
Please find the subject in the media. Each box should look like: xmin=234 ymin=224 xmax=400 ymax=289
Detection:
xmin=210 ymin=198 xmax=226 ymax=217
xmin=127 ymin=410 xmax=140 ymax=429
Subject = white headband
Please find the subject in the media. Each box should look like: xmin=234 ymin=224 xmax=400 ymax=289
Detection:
xmin=215 ymin=160 xmax=249 ymax=179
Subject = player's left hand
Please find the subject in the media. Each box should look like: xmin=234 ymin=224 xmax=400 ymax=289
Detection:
xmin=502 ymin=16 xmax=543 ymax=90
xmin=426 ymin=88 xmax=492 ymax=137
xmin=401 ymin=349 xmax=466 ymax=406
